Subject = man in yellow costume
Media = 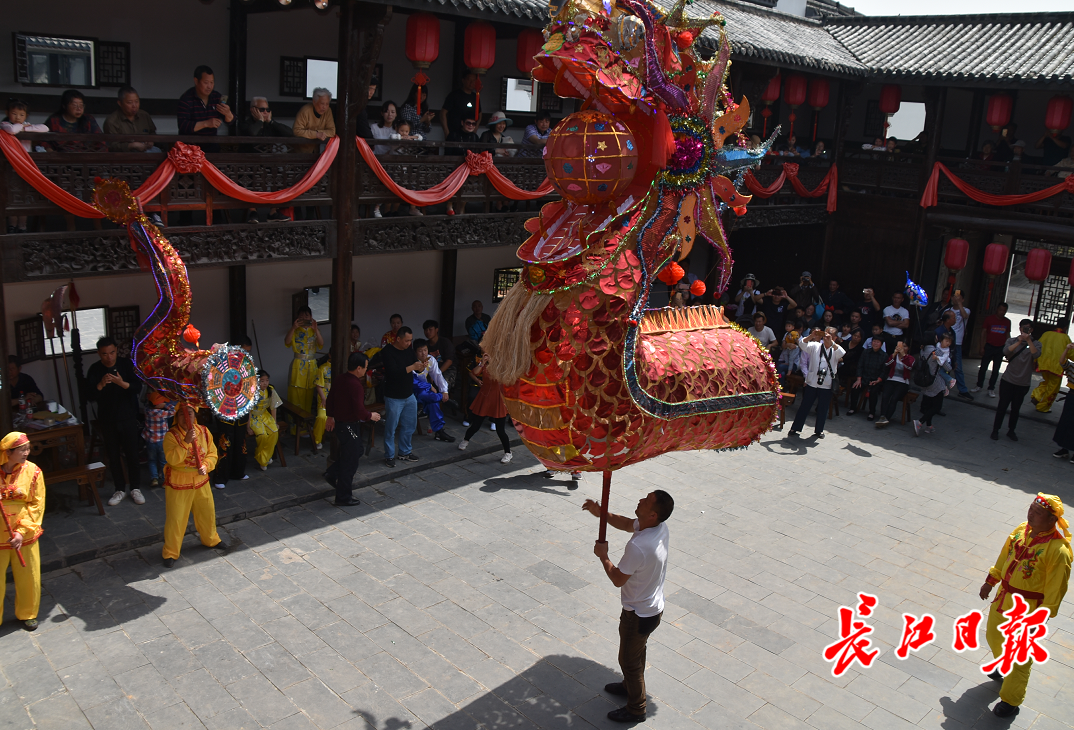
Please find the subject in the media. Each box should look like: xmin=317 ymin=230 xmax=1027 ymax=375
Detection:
xmin=979 ymin=493 xmax=1071 ymax=717
xmin=0 ymin=432 xmax=44 ymax=630
xmin=1031 ymin=326 xmax=1072 ymax=412
xmin=284 ymin=306 xmax=323 ymax=413
xmin=162 ymin=406 xmax=227 ymax=567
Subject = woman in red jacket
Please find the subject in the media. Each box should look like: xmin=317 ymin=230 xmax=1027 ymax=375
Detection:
xmin=876 ymin=340 xmax=915 ymax=428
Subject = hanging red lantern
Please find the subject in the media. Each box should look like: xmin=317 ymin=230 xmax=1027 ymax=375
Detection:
xmin=690 ymin=279 xmax=706 ymax=297
xmin=516 ymin=28 xmax=543 ymax=75
xmin=1045 ymin=95 xmax=1073 ymax=136
xmin=760 ymin=74 xmax=780 ymax=137
xmin=982 ymin=242 xmax=1009 ymax=276
xmin=783 ymin=74 xmax=807 ymax=136
xmin=464 ymin=22 xmax=496 ymax=122
xmin=1026 ymin=248 xmax=1052 ymax=282
xmin=944 ymin=238 xmax=969 ymax=272
xmin=878 ymin=84 xmax=901 ymax=135
xmin=986 ymin=93 xmax=1013 ymax=132
xmin=405 ymin=13 xmax=440 ymax=114
xmin=807 ymin=78 xmax=829 ymax=142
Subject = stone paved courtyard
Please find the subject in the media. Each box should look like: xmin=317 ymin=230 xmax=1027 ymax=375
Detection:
xmin=1 ymin=395 xmax=1072 ymax=730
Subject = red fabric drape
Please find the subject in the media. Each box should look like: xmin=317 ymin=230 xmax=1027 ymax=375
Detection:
xmin=0 ymin=131 xmax=108 ymax=217
xmin=484 ymin=163 xmax=555 ymax=200
xmin=200 ymin=136 xmax=339 ymax=204
xmin=920 ymin=161 xmax=1074 ymax=208
xmin=743 ymin=163 xmax=838 ymax=213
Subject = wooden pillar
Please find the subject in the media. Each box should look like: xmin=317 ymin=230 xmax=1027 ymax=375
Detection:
xmin=331 ymin=0 xmax=391 ymax=373
xmin=911 ymin=86 xmax=947 ymax=282
xmin=228 ymin=1 xmax=248 ymax=136
xmin=0 ymin=252 xmax=11 ymax=435
xmin=966 ymin=90 xmax=985 ymax=158
xmin=439 ymin=250 xmax=458 ymax=338
xmin=821 ymin=80 xmax=856 ymax=280
xmin=228 ymin=265 xmax=247 ymax=342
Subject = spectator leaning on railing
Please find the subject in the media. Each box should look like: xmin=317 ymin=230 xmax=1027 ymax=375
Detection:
xmin=44 ymin=90 xmax=104 ymax=152
xmin=103 ymin=87 xmax=159 ymax=153
xmin=177 ymin=65 xmax=233 ymax=137
xmin=293 ymin=88 xmax=336 ymax=155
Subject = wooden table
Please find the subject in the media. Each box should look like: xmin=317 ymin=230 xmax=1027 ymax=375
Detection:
xmin=26 ymin=422 xmax=107 ymax=515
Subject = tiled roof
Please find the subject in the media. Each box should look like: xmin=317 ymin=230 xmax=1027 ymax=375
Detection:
xmin=805 ymin=0 xmax=859 ymax=19
xmin=693 ymin=0 xmax=867 ymax=76
xmin=825 ymin=13 xmax=1074 ymax=84
xmin=395 ymin=0 xmax=547 ymax=24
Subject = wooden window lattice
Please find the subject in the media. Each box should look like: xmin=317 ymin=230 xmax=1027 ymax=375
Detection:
xmin=280 ymin=56 xmax=305 ymax=97
xmin=15 ymin=316 xmax=46 ymax=364
xmin=108 ymin=306 xmax=140 ymax=358
xmin=96 ymin=40 xmax=130 ymax=87
xmin=493 ymin=268 xmax=523 ymax=303
xmin=1035 ymin=275 xmax=1072 ymax=327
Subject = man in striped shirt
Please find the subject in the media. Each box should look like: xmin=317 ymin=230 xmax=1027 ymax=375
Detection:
xmin=177 ymin=65 xmax=234 ymax=139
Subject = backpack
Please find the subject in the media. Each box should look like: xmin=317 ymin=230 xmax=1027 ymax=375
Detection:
xmin=912 ymin=354 xmax=936 ymax=388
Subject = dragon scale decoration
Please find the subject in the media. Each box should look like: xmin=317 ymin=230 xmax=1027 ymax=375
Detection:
xmin=483 ymin=0 xmax=781 ymax=501
xmin=92 ymin=180 xmax=260 ymax=421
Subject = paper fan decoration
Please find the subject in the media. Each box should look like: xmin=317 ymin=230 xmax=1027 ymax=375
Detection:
xmin=200 ymin=346 xmax=260 ymax=421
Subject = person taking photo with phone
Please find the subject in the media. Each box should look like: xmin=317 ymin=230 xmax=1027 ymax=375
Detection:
xmin=787 ymin=327 xmax=845 ymax=439
xmin=991 ymin=320 xmax=1040 ymax=441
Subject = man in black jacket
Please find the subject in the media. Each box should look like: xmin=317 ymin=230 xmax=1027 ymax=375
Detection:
xmin=371 ymin=327 xmax=422 ymax=468
xmin=86 ymin=337 xmax=144 ymax=506
xmin=242 ymin=98 xmax=293 ymax=222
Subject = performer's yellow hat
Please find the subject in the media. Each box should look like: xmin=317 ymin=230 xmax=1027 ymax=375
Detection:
xmin=1035 ymin=493 xmax=1071 ymax=541
xmin=0 ymin=432 xmax=29 ymax=466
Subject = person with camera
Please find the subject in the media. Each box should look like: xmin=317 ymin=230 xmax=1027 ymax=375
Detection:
xmin=858 ymin=287 xmax=882 ymax=331
xmin=789 ymin=271 xmax=822 ymax=313
xmin=875 ymin=339 xmax=914 ymax=428
xmin=991 ymin=320 xmax=1040 ymax=442
xmin=948 ymin=290 xmax=973 ymax=401
xmin=284 ymin=306 xmax=323 ymax=416
xmin=733 ymin=275 xmax=763 ymax=327
xmin=86 ymin=337 xmax=145 ymax=506
xmin=822 ymin=280 xmax=855 ymax=326
xmin=761 ymin=286 xmax=797 ymax=333
xmin=787 ymin=327 xmax=845 ymax=439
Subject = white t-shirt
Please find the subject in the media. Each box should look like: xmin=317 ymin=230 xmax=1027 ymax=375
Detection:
xmin=749 ymin=326 xmax=777 ymax=348
xmin=799 ymin=340 xmax=845 ymax=390
xmin=618 ymin=519 xmax=669 ymax=618
xmin=951 ymin=306 xmax=970 ymax=345
xmin=882 ymin=305 xmax=909 ymax=337
xmin=736 ymin=289 xmax=761 ymax=318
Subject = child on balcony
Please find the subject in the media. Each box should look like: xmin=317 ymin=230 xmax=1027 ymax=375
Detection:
xmin=1 ymin=99 xmax=49 ymax=234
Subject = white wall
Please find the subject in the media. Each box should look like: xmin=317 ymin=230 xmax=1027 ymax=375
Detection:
xmin=454 ymin=246 xmax=528 ymax=335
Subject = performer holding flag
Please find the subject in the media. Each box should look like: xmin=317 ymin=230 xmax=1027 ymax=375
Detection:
xmin=0 ymin=432 xmax=45 ymax=630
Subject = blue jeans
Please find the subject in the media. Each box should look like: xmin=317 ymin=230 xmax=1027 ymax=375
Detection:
xmin=952 ymin=341 xmax=968 ymax=394
xmin=413 ymin=378 xmax=445 ymax=432
xmin=383 ymin=394 xmax=417 ymax=460
xmin=146 ymin=441 xmax=165 ymax=481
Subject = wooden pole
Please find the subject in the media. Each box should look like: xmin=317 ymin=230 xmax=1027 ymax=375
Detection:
xmin=228 ymin=1 xmax=248 ymax=137
xmin=439 ymin=250 xmax=458 ymax=338
xmin=911 ymin=86 xmax=947 ymax=283
xmin=598 ymin=470 xmax=612 ymax=543
xmin=228 ymin=265 xmax=247 ymax=342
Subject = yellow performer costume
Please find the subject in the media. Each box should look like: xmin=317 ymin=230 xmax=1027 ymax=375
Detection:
xmin=1031 ymin=330 xmax=1071 ymax=412
xmin=0 ymin=433 xmax=44 ymax=630
xmin=162 ymin=414 xmax=221 ymax=562
xmin=984 ymin=493 xmax=1071 ymax=709
xmin=288 ymin=325 xmax=320 ymax=412
xmin=313 ymin=359 xmax=332 ymax=446
xmin=249 ymin=385 xmax=281 ymax=467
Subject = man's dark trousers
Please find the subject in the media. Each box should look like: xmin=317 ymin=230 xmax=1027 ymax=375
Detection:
xmin=325 ymin=422 xmax=363 ymax=503
xmin=619 ymin=609 xmax=662 ymax=716
xmin=102 ymin=418 xmax=141 ymax=490
xmin=977 ymin=343 xmax=1004 ymax=390
xmin=210 ymin=416 xmax=248 ymax=486
xmin=789 ymin=386 xmax=833 ymax=434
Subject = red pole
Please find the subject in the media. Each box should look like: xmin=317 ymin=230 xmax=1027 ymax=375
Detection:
xmin=598 ymin=470 xmax=611 ymax=543
xmin=1 ymin=505 xmax=26 ymax=568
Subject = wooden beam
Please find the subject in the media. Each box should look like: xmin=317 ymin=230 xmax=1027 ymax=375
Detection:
xmin=439 ymin=250 xmax=458 ymax=338
xmin=926 ymin=208 xmax=1074 ymax=244
xmin=228 ymin=2 xmax=248 ymax=137
xmin=228 ymin=265 xmax=247 ymax=342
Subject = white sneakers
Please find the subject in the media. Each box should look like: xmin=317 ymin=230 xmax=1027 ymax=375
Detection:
xmin=970 ymin=386 xmax=982 ymax=393
xmin=988 ymin=389 xmax=996 ymax=398
xmin=130 ymin=489 xmax=145 ymax=505
xmin=315 ymin=442 xmax=323 ymax=450
xmin=490 ymin=422 xmax=496 ymax=431
xmin=458 ymin=440 xmax=469 ymax=450
xmin=214 ymin=483 xmax=226 ymax=490
xmin=500 ymin=452 xmax=513 ymax=464
xmin=108 ymin=491 xmax=125 ymax=506
xmin=260 ymin=464 xmax=268 ymax=471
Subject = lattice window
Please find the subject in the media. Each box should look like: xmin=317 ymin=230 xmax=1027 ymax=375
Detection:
xmin=280 ymin=56 xmax=305 ymax=97
xmin=863 ymin=100 xmax=885 ymax=140
xmin=15 ymin=316 xmax=45 ymax=363
xmin=96 ymin=41 xmax=130 ymax=87
xmin=1035 ymin=274 xmax=1072 ymax=327
xmin=493 ymin=267 xmax=523 ymax=303
xmin=109 ymin=306 xmax=140 ymax=358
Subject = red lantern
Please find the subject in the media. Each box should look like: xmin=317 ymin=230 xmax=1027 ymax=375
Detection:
xmin=944 ymin=238 xmax=969 ymax=272
xmin=1046 ymin=95 xmax=1073 ymax=136
xmin=878 ymin=84 xmax=901 ymax=115
xmin=464 ymin=22 xmax=496 ymax=121
xmin=761 ymin=74 xmax=781 ymax=104
xmin=517 ymin=28 xmax=543 ymax=75
xmin=690 ymin=279 xmax=706 ymax=297
xmin=807 ymin=78 xmax=829 ymax=141
xmin=983 ymin=242 xmax=1009 ymax=276
xmin=1026 ymin=248 xmax=1052 ymax=283
xmin=405 ymin=13 xmax=440 ymax=114
xmin=986 ymin=93 xmax=1013 ymax=132
xmin=544 ymin=110 xmax=638 ymax=205
xmin=658 ymin=262 xmax=685 ymax=286
xmin=783 ymin=74 xmax=807 ymax=136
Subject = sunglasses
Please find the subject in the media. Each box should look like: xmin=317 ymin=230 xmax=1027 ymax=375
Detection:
xmin=256 ymin=107 xmax=271 ymax=112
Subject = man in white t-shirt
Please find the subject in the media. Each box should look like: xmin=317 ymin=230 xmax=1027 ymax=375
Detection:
xmin=883 ymin=292 xmax=910 ymax=340
xmin=948 ymin=291 xmax=973 ymax=400
xmin=585 ymin=490 xmax=674 ymax=723
xmin=787 ymin=327 xmax=845 ymax=439
xmin=749 ymin=313 xmax=778 ymax=353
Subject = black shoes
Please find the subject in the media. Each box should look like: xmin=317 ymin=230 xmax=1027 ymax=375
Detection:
xmin=401 ymin=453 xmax=419 ymax=462
xmin=607 ymin=707 xmax=646 ymax=723
xmin=163 ymin=558 xmax=176 ymax=568
xmin=335 ymin=497 xmax=361 ymax=506
xmin=23 ymin=618 xmax=38 ymax=631
xmin=210 ymin=538 xmax=230 ymax=552
xmin=604 ymin=682 xmax=627 ymax=696
xmin=787 ymin=430 xmax=800 ymax=438
xmin=987 ymin=670 xmax=1003 ymax=681
xmin=990 ymin=431 xmax=999 ymax=441
xmin=1054 ymin=449 xmax=1069 ymax=458
xmin=434 ymin=430 xmax=456 ymax=443
xmin=813 ymin=432 xmax=825 ymax=438
xmin=1007 ymin=431 xmax=1018 ymax=442
xmin=957 ymin=392 xmax=974 ymax=401
xmin=993 ymin=701 xmax=1019 ymax=718
xmin=384 ymin=458 xmax=396 ymax=468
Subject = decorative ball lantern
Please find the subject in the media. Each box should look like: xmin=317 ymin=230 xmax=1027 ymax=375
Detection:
xmin=986 ymin=94 xmax=1013 ymax=132
xmin=516 ymin=28 xmax=543 ymax=76
xmin=1046 ymin=95 xmax=1073 ymax=136
xmin=944 ymin=238 xmax=969 ymax=271
xmin=982 ymin=242 xmax=1009 ymax=276
xmin=1025 ymin=247 xmax=1053 ymax=315
xmin=405 ymin=13 xmax=440 ymax=114
xmin=807 ymin=78 xmax=830 ymax=141
xmin=760 ymin=74 xmax=780 ymax=136
xmin=879 ymin=84 xmax=901 ymax=134
xmin=463 ymin=22 xmax=496 ymax=120
xmin=783 ymin=74 xmax=807 ymax=136
xmin=544 ymin=110 xmax=638 ymax=205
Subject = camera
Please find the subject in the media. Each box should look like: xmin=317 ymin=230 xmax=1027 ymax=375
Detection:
xmin=816 ymin=368 xmax=827 ymax=384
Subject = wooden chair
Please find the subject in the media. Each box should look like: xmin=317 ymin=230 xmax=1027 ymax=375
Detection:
xmin=775 ymin=392 xmax=795 ymax=430
xmin=362 ymin=403 xmax=386 ymax=452
xmin=900 ymin=391 xmax=919 ymax=424
xmin=279 ymin=399 xmax=318 ymax=455
xmin=68 ymin=464 xmax=108 ymax=516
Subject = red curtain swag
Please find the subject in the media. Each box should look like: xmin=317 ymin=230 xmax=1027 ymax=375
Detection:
xmin=0 ymin=133 xmax=340 ymax=217
xmin=743 ymin=162 xmax=838 ymax=213
xmin=920 ymin=161 xmax=1074 ymax=208
xmin=355 ymin=137 xmax=554 ymax=204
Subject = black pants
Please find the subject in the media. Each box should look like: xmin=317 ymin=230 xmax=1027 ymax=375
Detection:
xmin=881 ymin=380 xmax=909 ymax=420
xmin=619 ymin=610 xmax=662 ymax=715
xmin=790 ymin=386 xmax=833 ymax=434
xmin=210 ymin=417 xmax=248 ymax=486
xmin=919 ymin=392 xmax=944 ymax=426
xmin=464 ymin=415 xmax=511 ymax=453
xmin=853 ymin=382 xmax=883 ymax=415
xmin=993 ymin=380 xmax=1030 ymax=434
xmin=102 ymin=417 xmax=141 ymax=491
xmin=977 ymin=343 xmax=1005 ymax=390
xmin=325 ymin=422 xmax=363 ymax=503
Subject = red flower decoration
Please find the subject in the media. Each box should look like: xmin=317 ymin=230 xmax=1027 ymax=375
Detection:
xmin=465 ymin=150 xmax=494 ymax=176
xmin=169 ymin=142 xmax=207 ymax=175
